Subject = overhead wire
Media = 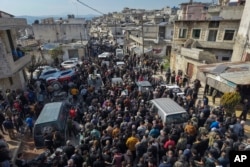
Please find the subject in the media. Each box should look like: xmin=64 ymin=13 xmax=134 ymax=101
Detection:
xmin=76 ymin=0 xmax=104 ymax=15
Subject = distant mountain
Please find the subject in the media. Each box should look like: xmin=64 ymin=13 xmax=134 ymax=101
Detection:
xmin=15 ymin=14 xmax=98 ymax=25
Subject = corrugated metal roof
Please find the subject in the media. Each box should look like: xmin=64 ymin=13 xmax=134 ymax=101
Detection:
xmin=220 ymin=71 xmax=250 ymax=85
xmin=212 ymin=64 xmax=228 ymax=74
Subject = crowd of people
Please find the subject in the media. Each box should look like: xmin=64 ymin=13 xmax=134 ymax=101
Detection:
xmin=0 ymin=52 xmax=250 ymax=167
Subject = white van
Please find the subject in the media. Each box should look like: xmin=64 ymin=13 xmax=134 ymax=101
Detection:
xmin=150 ymin=98 xmax=189 ymax=125
xmin=115 ymin=48 xmax=124 ymax=60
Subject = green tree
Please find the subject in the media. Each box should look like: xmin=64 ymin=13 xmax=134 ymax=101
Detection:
xmin=48 ymin=46 xmax=64 ymax=66
xmin=220 ymin=91 xmax=241 ymax=116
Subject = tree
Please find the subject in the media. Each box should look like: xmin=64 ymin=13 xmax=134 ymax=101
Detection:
xmin=27 ymin=54 xmax=43 ymax=80
xmin=48 ymin=47 xmax=64 ymax=66
xmin=220 ymin=91 xmax=241 ymax=116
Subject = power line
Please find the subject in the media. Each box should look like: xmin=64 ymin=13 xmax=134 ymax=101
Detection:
xmin=76 ymin=0 xmax=104 ymax=15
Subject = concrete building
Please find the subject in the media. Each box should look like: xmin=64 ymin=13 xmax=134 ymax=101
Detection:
xmin=124 ymin=22 xmax=173 ymax=57
xmin=0 ymin=11 xmax=31 ymax=90
xmin=170 ymin=1 xmax=244 ymax=82
xmin=170 ymin=19 xmax=240 ymax=81
xmin=32 ymin=16 xmax=88 ymax=44
xmin=231 ymin=0 xmax=250 ymax=61
xmin=178 ymin=2 xmax=209 ymax=20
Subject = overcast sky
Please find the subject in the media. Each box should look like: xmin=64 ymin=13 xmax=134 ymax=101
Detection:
xmin=1 ymin=0 xmax=215 ymax=16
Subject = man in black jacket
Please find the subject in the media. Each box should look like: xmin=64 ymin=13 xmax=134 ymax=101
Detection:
xmin=0 ymin=112 xmax=7 ymax=135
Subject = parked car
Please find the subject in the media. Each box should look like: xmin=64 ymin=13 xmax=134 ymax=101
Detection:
xmin=39 ymin=68 xmax=59 ymax=80
xmin=29 ymin=65 xmax=54 ymax=79
xmin=116 ymin=61 xmax=126 ymax=69
xmin=35 ymin=65 xmax=53 ymax=73
xmin=61 ymin=60 xmax=78 ymax=69
xmin=46 ymin=69 xmax=77 ymax=83
xmin=69 ymin=58 xmax=83 ymax=65
xmin=160 ymin=84 xmax=184 ymax=97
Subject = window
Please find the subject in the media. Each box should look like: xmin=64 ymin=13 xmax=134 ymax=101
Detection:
xmin=192 ymin=29 xmax=201 ymax=39
xmin=179 ymin=28 xmax=187 ymax=38
xmin=208 ymin=30 xmax=218 ymax=41
xmin=224 ymin=30 xmax=235 ymax=40
xmin=209 ymin=21 xmax=220 ymax=28
xmin=8 ymin=77 xmax=13 ymax=85
xmin=222 ymin=57 xmax=230 ymax=61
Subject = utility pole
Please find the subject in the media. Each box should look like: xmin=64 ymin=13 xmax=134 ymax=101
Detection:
xmin=115 ymin=20 xmax=117 ymax=46
xmin=141 ymin=15 xmax=144 ymax=56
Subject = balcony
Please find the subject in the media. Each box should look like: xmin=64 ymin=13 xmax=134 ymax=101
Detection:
xmin=0 ymin=52 xmax=31 ymax=78
xmin=181 ymin=47 xmax=204 ymax=60
xmin=181 ymin=47 xmax=217 ymax=63
xmin=0 ymin=18 xmax=27 ymax=30
xmin=197 ymin=41 xmax=234 ymax=50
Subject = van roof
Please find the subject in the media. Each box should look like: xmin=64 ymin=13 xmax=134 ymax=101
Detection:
xmin=150 ymin=98 xmax=186 ymax=114
xmin=112 ymin=77 xmax=123 ymax=83
xmin=35 ymin=102 xmax=63 ymax=125
xmin=136 ymin=81 xmax=152 ymax=87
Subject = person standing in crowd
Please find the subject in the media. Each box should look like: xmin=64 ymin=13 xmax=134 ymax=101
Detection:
xmin=126 ymin=131 xmax=139 ymax=161
xmin=212 ymin=89 xmax=218 ymax=104
xmin=203 ymin=95 xmax=209 ymax=106
xmin=25 ymin=114 xmax=33 ymax=136
xmin=0 ymin=134 xmax=11 ymax=166
xmin=3 ymin=117 xmax=15 ymax=139
xmin=0 ymin=112 xmax=7 ymax=135
xmin=165 ymin=68 xmax=171 ymax=84
xmin=240 ymin=99 xmax=249 ymax=121
xmin=70 ymin=86 xmax=79 ymax=102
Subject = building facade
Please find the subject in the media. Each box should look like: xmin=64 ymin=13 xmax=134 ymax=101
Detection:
xmin=170 ymin=19 xmax=240 ymax=81
xmin=32 ymin=17 xmax=88 ymax=44
xmin=0 ymin=11 xmax=31 ymax=90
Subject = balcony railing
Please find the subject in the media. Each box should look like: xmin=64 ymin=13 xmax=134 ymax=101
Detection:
xmin=207 ymin=6 xmax=221 ymax=13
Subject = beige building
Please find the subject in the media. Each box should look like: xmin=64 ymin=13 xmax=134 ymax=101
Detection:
xmin=170 ymin=3 xmax=245 ymax=82
xmin=0 ymin=11 xmax=31 ymax=90
xmin=171 ymin=19 xmax=240 ymax=81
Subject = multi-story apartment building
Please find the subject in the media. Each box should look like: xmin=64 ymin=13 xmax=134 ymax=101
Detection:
xmin=0 ymin=11 xmax=31 ymax=90
xmin=231 ymin=0 xmax=250 ymax=61
xmin=170 ymin=3 xmax=244 ymax=81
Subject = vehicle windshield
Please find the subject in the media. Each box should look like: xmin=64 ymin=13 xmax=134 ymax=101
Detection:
xmin=165 ymin=113 xmax=189 ymax=124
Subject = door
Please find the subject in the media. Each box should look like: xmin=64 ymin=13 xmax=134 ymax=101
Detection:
xmin=187 ymin=63 xmax=194 ymax=78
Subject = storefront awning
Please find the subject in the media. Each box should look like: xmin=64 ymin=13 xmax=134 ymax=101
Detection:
xmin=207 ymin=77 xmax=235 ymax=93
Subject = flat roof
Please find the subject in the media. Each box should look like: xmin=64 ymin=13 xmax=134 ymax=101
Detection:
xmin=220 ymin=71 xmax=250 ymax=85
xmin=136 ymin=81 xmax=152 ymax=87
